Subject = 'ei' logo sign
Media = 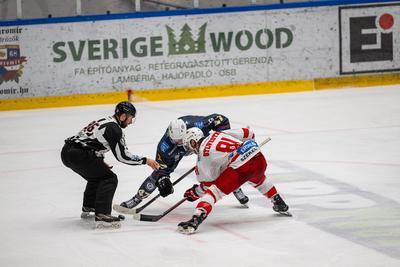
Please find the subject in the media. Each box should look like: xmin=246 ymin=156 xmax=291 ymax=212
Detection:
xmin=339 ymin=3 xmax=399 ymax=74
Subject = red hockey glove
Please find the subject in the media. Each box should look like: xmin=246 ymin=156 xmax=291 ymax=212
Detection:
xmin=184 ymin=184 xmax=201 ymax=202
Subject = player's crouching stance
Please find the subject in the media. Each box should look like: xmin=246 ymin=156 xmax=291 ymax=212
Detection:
xmin=61 ymin=102 xmax=159 ymax=229
xmin=177 ymin=127 xmax=290 ymax=234
xmin=116 ymin=114 xmax=249 ymax=213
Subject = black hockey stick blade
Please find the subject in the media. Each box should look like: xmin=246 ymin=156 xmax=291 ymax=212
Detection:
xmin=132 ymin=213 xmax=162 ymax=222
xmin=132 ymin=198 xmax=187 ymax=222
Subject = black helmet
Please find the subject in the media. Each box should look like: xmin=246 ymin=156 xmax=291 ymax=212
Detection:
xmin=115 ymin=101 xmax=136 ymax=117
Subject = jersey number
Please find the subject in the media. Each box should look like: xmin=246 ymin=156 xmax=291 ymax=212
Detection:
xmin=215 ymin=137 xmax=240 ymax=153
xmin=83 ymin=121 xmax=99 ymax=136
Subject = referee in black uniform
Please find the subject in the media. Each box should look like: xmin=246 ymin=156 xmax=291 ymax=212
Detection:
xmin=61 ymin=101 xmax=159 ymax=228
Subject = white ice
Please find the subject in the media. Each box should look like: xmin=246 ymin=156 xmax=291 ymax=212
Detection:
xmin=0 ymin=85 xmax=399 ymax=267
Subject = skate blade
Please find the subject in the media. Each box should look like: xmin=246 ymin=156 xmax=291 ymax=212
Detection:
xmin=177 ymin=226 xmax=196 ymax=235
xmin=95 ymin=221 xmax=121 ymax=229
xmin=277 ymin=211 xmax=292 ymax=217
xmin=112 ymin=204 xmax=137 ymax=215
xmin=81 ymin=212 xmax=95 ymax=219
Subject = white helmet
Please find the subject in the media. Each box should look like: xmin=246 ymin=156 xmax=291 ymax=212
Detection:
xmin=168 ymin=119 xmax=187 ymax=145
xmin=183 ymin=127 xmax=204 ymax=153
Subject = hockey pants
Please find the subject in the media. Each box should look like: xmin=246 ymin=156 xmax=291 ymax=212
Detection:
xmin=197 ymin=152 xmax=277 ymax=215
xmin=61 ymin=143 xmax=118 ymax=215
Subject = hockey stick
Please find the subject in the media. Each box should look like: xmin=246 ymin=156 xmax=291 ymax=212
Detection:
xmin=113 ymin=166 xmax=195 ymax=215
xmin=259 ymin=136 xmax=271 ymax=147
xmin=133 ymin=137 xmax=272 ymax=222
xmin=133 ymin=197 xmax=188 ymax=222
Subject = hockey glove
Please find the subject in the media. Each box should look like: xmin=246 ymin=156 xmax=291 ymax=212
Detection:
xmin=156 ymin=176 xmax=174 ymax=197
xmin=184 ymin=184 xmax=201 ymax=202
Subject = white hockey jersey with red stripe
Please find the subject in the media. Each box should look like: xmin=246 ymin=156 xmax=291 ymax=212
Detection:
xmin=195 ymin=128 xmax=259 ymax=183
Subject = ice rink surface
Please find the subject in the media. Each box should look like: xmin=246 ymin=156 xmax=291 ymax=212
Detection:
xmin=1 ymin=85 xmax=399 ymax=267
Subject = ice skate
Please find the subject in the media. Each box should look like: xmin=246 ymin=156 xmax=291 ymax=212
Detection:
xmin=113 ymin=197 xmax=142 ymax=214
xmin=95 ymin=213 xmax=121 ymax=229
xmin=177 ymin=210 xmax=207 ymax=234
xmin=81 ymin=206 xmax=95 ymax=219
xmin=271 ymin=194 xmax=292 ymax=217
xmin=233 ymin=188 xmax=249 ymax=207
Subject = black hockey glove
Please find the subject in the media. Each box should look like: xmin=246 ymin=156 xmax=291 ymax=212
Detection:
xmin=156 ymin=176 xmax=174 ymax=197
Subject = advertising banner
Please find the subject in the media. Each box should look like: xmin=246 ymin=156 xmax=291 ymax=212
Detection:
xmin=0 ymin=2 xmax=398 ymax=100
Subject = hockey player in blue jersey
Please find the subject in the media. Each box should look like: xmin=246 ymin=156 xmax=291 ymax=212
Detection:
xmin=114 ymin=114 xmax=249 ymax=213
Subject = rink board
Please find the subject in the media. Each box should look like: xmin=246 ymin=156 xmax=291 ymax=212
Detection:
xmin=1 ymin=73 xmax=400 ymax=110
xmin=0 ymin=0 xmax=399 ymax=110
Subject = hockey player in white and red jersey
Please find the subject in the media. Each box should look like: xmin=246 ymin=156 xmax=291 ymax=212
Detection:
xmin=177 ymin=127 xmax=290 ymax=234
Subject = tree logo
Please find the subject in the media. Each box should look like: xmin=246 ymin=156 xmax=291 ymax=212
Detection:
xmin=166 ymin=23 xmax=207 ymax=55
xmin=0 ymin=44 xmax=27 ymax=84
